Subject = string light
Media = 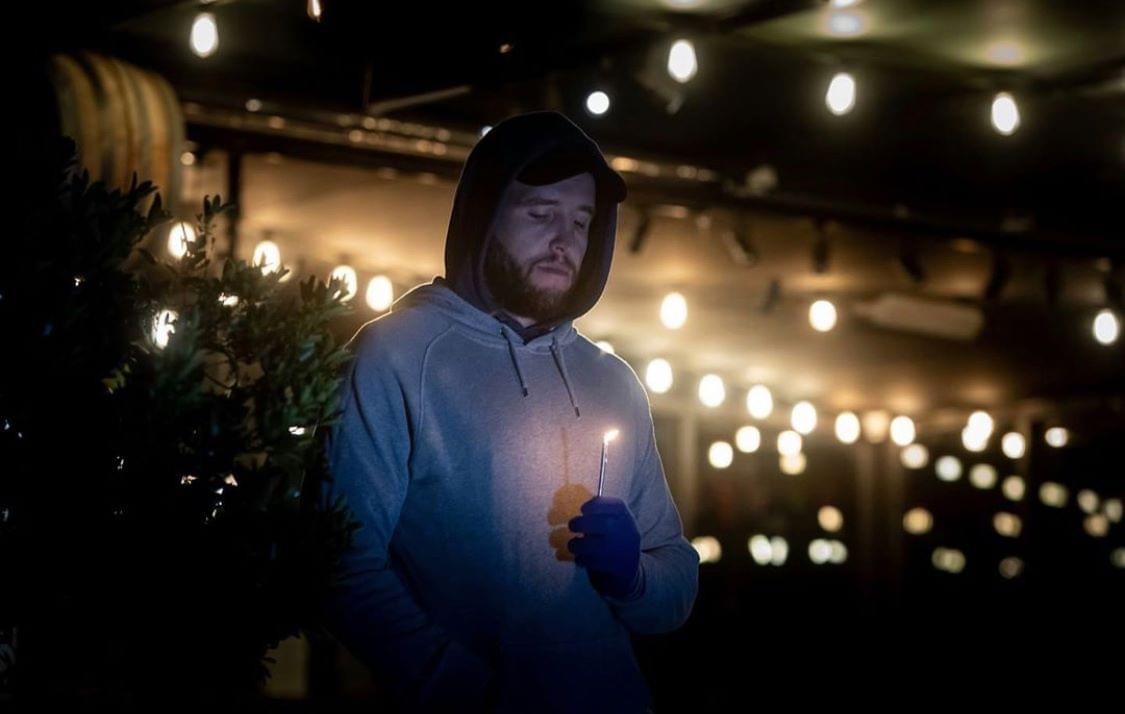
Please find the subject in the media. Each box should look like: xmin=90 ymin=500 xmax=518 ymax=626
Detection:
xmin=645 ymin=358 xmax=674 ymax=394
xmin=330 ymin=265 xmax=358 ymax=302
xmin=660 ymin=291 xmax=688 ymax=329
xmin=365 ymin=275 xmax=394 ymax=311
xmin=990 ymin=92 xmax=1020 ymax=135
xmin=825 ymin=72 xmax=856 ymax=115
xmin=1093 ymin=308 xmax=1119 ymax=344
xmin=190 ymin=13 xmax=219 ymax=58
xmin=667 ymin=39 xmax=698 ymax=83
xmin=746 ymin=385 xmax=773 ymax=419
xmin=698 ymin=374 xmax=725 ymax=407
xmin=585 ymin=90 xmax=610 ymax=116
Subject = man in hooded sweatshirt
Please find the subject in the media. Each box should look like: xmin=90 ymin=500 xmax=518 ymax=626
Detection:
xmin=317 ymin=110 xmax=699 ymax=713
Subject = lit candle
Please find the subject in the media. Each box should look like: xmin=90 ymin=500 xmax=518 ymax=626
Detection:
xmin=597 ymin=428 xmax=619 ymax=497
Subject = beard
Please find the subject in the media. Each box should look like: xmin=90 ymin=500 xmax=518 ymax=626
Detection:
xmin=483 ymin=237 xmax=577 ymax=325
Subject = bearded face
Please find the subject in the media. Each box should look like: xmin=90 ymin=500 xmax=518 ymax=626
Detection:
xmin=483 ymin=172 xmax=596 ymax=325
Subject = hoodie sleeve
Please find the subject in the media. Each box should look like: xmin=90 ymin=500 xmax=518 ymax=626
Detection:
xmin=600 ymin=382 xmax=700 ymax=634
xmin=316 ymin=325 xmax=496 ymax=709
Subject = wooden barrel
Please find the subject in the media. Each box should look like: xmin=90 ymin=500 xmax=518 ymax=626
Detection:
xmin=46 ymin=51 xmax=184 ymax=211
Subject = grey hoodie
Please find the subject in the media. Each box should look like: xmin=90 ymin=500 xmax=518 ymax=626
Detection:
xmin=318 ymin=111 xmax=699 ymax=713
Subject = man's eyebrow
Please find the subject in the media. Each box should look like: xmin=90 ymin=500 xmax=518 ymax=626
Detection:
xmin=519 ymin=196 xmax=595 ymax=216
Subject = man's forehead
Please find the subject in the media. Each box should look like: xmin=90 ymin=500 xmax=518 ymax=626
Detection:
xmin=510 ymin=179 xmax=596 ymax=215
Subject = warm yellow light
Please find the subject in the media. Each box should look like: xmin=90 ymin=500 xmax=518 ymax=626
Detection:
xmin=594 ymin=340 xmax=615 ymax=354
xmin=1044 ymin=427 xmax=1068 ymax=448
xmin=779 ymin=452 xmax=806 ymax=475
xmin=935 ymin=455 xmax=962 ymax=482
xmin=604 ymin=428 xmax=619 ymax=444
xmin=777 ymin=430 xmax=802 ymax=456
xmin=150 ymin=309 xmax=178 ymax=349
xmin=809 ymin=299 xmax=837 ymax=331
xmin=735 ymin=425 xmax=761 ymax=453
xmin=969 ymin=463 xmax=997 ymax=489
xmin=901 ymin=443 xmax=928 ymax=469
xmin=746 ymin=384 xmax=773 ymax=419
xmin=1039 ymin=482 xmax=1068 ymax=507
xmin=586 ymin=90 xmax=610 ymax=116
xmin=365 ymin=275 xmax=394 ymax=311
xmin=825 ymin=72 xmax=856 ymax=115
xmin=645 ymin=358 xmax=673 ymax=394
xmin=818 ymin=506 xmax=843 ymax=533
xmin=190 ymin=13 xmax=219 ymax=58
xmin=889 ymin=415 xmax=915 ymax=446
xmin=862 ymin=410 xmax=890 ymax=443
xmin=330 ymin=265 xmax=358 ymax=302
xmin=708 ymin=441 xmax=733 ymax=469
xmin=1093 ymin=309 xmax=1120 ymax=345
xmin=993 ymin=512 xmax=1022 ymax=537
xmin=1001 ymin=475 xmax=1025 ymax=501
xmin=835 ymin=411 xmax=860 ymax=444
xmin=692 ymin=535 xmax=722 ymax=564
xmin=660 ymin=291 xmax=688 ymax=329
xmin=667 ymin=39 xmax=698 ymax=83
xmin=1001 ymin=432 xmax=1026 ymax=459
xmin=698 ymin=374 xmax=725 ymax=407
xmin=903 ymin=507 xmax=933 ymax=535
xmin=252 ymin=240 xmax=281 ymax=275
xmin=791 ymin=401 xmax=817 ymax=435
xmin=167 ymin=221 xmax=195 ymax=259
xmin=991 ymin=92 xmax=1020 ymax=135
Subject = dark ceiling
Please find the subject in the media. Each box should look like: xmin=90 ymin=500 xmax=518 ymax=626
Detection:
xmin=28 ymin=0 xmax=1125 ymax=242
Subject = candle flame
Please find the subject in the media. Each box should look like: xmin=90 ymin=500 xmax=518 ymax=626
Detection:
xmin=604 ymin=428 xmax=619 ymax=444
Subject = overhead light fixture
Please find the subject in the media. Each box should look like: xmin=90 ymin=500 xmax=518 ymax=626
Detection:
xmin=629 ymin=208 xmax=652 ymax=254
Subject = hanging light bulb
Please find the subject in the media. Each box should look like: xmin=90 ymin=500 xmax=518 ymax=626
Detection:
xmin=1093 ymin=308 xmax=1119 ymax=345
xmin=889 ymin=415 xmax=915 ymax=446
xmin=660 ymin=292 xmax=688 ymax=329
xmin=990 ymin=92 xmax=1020 ymax=135
xmin=791 ymin=401 xmax=817 ymax=435
xmin=735 ymin=425 xmax=761 ymax=453
xmin=307 ymin=0 xmax=323 ymax=22
xmin=585 ymin=90 xmax=610 ymax=116
xmin=190 ymin=13 xmax=219 ymax=58
xmin=1001 ymin=432 xmax=1026 ymax=459
xmin=645 ymin=358 xmax=674 ymax=394
xmin=667 ymin=39 xmax=698 ymax=83
xmin=809 ymin=299 xmax=837 ymax=331
xmin=708 ymin=441 xmax=734 ymax=469
xmin=252 ymin=240 xmax=281 ymax=275
xmin=825 ymin=72 xmax=856 ymax=115
xmin=835 ymin=411 xmax=860 ymax=443
xmin=746 ymin=384 xmax=773 ymax=419
xmin=167 ymin=221 xmax=195 ymax=259
xmin=365 ymin=275 xmax=394 ymax=311
xmin=777 ymin=430 xmax=802 ymax=456
xmin=698 ymin=374 xmax=725 ymax=407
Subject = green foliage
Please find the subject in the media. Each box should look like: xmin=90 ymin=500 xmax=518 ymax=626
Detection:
xmin=1 ymin=136 xmax=360 ymax=704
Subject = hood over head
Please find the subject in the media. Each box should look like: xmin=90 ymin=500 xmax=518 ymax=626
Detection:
xmin=441 ymin=110 xmax=628 ymax=336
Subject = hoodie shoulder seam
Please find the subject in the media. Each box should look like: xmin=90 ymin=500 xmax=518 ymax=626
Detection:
xmin=415 ymin=322 xmax=458 ymax=451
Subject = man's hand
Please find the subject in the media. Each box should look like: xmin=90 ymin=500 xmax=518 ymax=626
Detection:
xmin=567 ymin=496 xmax=642 ymax=600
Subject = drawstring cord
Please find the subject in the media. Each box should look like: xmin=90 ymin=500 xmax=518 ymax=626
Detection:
xmin=550 ymin=335 xmax=581 ymax=419
xmin=499 ymin=326 xmax=581 ymax=419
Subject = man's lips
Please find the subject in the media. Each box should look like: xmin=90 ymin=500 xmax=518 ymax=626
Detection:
xmin=537 ymin=263 xmax=571 ymax=277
